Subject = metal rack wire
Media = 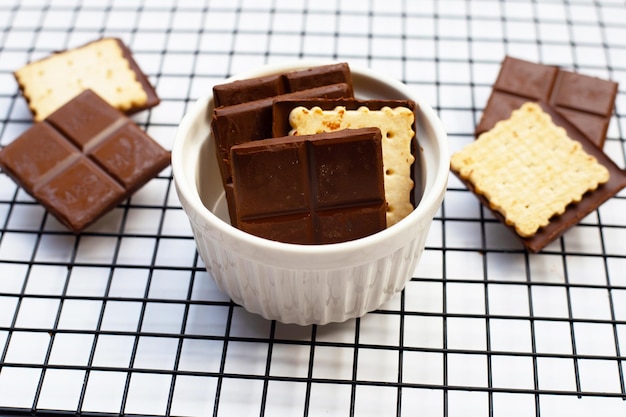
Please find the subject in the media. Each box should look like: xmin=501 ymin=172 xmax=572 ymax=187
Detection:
xmin=1 ymin=0 xmax=625 ymax=416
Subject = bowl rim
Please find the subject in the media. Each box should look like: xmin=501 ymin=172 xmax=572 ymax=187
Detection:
xmin=172 ymin=60 xmax=449 ymax=261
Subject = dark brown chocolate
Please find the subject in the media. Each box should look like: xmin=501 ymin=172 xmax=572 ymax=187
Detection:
xmin=213 ymin=74 xmax=285 ymax=107
xmin=212 ymin=84 xmax=353 ymax=184
xmin=0 ymin=90 xmax=170 ymax=232
xmin=271 ymin=98 xmax=420 ymax=208
xmin=454 ymin=101 xmax=626 ymax=253
xmin=212 ymin=63 xmax=352 ymax=107
xmin=230 ymin=128 xmax=386 ymax=244
xmin=211 ymin=64 xmax=356 ymax=227
xmin=476 ymin=56 xmax=618 ymax=148
xmin=283 ymin=63 xmax=353 ymax=93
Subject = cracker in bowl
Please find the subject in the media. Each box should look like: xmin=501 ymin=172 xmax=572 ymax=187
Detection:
xmin=451 ymin=102 xmax=610 ymax=239
xmin=289 ymin=105 xmax=415 ymax=227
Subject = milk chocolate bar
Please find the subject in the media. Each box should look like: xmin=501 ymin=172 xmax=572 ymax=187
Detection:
xmin=213 ymin=63 xmax=352 ymax=107
xmin=476 ymin=56 xmax=618 ymax=148
xmin=460 ymin=101 xmax=626 ymax=253
xmin=0 ymin=90 xmax=170 ymax=232
xmin=230 ymin=127 xmax=386 ymax=244
xmin=212 ymin=83 xmax=353 ymax=184
xmin=211 ymin=64 xmax=355 ymax=227
xmin=272 ymin=98 xmax=420 ymax=210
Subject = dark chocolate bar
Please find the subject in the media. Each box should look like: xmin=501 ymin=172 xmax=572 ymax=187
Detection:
xmin=476 ymin=56 xmax=618 ymax=148
xmin=283 ymin=63 xmax=353 ymax=92
xmin=212 ymin=83 xmax=353 ymax=185
xmin=456 ymin=101 xmax=626 ymax=253
xmin=271 ymin=98 xmax=420 ymax=208
xmin=213 ymin=63 xmax=352 ymax=107
xmin=213 ymin=73 xmax=285 ymax=107
xmin=230 ymin=128 xmax=386 ymax=244
xmin=0 ymin=89 xmax=170 ymax=232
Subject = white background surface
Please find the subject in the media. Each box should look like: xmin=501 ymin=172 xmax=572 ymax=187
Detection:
xmin=1 ymin=0 xmax=626 ymax=416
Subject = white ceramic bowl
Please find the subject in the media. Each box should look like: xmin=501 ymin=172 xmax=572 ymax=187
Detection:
xmin=172 ymin=61 xmax=448 ymax=325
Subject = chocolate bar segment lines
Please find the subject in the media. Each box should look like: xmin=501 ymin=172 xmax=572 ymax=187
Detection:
xmin=230 ymin=128 xmax=386 ymax=244
xmin=476 ymin=56 xmax=618 ymax=148
xmin=212 ymin=63 xmax=353 ymax=107
xmin=0 ymin=89 xmax=171 ymax=232
xmin=212 ymin=83 xmax=354 ymax=185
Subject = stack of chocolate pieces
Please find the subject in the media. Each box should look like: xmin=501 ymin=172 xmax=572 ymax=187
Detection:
xmin=452 ymin=55 xmax=626 ymax=252
xmin=210 ymin=63 xmax=417 ymax=244
xmin=211 ymin=63 xmax=354 ymax=226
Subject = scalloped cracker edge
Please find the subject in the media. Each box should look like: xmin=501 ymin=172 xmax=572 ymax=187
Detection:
xmin=451 ymin=102 xmax=610 ymax=238
xmin=289 ymin=105 xmax=415 ymax=227
xmin=14 ymin=38 xmax=148 ymax=121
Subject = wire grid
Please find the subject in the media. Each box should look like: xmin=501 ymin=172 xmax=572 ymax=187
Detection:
xmin=0 ymin=0 xmax=626 ymax=416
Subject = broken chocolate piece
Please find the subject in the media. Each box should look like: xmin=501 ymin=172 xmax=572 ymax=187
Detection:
xmin=0 ymin=89 xmax=171 ymax=232
xmin=476 ymin=56 xmax=618 ymax=148
xmin=230 ymin=127 xmax=386 ymax=244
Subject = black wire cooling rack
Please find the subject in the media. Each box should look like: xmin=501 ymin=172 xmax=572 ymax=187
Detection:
xmin=1 ymin=0 xmax=626 ymax=416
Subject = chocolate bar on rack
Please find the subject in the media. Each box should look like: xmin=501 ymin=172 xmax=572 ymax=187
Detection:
xmin=230 ymin=127 xmax=386 ymax=244
xmin=0 ymin=89 xmax=170 ymax=233
xmin=476 ymin=56 xmax=619 ymax=148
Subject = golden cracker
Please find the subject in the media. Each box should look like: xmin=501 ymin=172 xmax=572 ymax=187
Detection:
xmin=450 ymin=102 xmax=610 ymax=237
xmin=289 ymin=105 xmax=415 ymax=227
xmin=15 ymin=38 xmax=148 ymax=121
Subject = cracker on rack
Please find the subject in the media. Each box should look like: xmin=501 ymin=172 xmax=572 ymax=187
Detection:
xmin=450 ymin=102 xmax=610 ymax=238
xmin=14 ymin=38 xmax=151 ymax=121
xmin=289 ymin=105 xmax=415 ymax=227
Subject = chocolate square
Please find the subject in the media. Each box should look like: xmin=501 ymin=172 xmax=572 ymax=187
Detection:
xmin=493 ymin=56 xmax=558 ymax=100
xmin=0 ymin=89 xmax=170 ymax=232
xmin=477 ymin=56 xmax=619 ymax=148
xmin=213 ymin=74 xmax=285 ymax=107
xmin=230 ymin=127 xmax=386 ymax=244
xmin=34 ymin=158 xmax=125 ymax=231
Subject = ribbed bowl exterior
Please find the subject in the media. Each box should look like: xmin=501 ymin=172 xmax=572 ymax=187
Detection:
xmin=172 ymin=61 xmax=448 ymax=326
xmin=185 ymin=210 xmax=429 ymax=325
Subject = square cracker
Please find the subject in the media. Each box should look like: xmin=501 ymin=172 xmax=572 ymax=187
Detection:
xmin=451 ymin=102 xmax=610 ymax=238
xmin=14 ymin=38 xmax=158 ymax=121
xmin=289 ymin=105 xmax=415 ymax=227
